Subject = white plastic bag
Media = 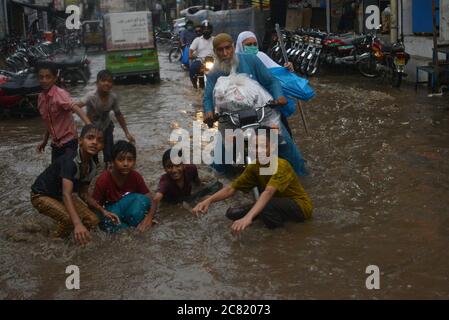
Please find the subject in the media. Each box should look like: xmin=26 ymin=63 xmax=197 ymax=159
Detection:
xmin=213 ymin=73 xmax=281 ymax=130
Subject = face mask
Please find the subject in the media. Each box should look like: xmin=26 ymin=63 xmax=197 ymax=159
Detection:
xmin=203 ymin=31 xmax=212 ymax=39
xmin=244 ymin=45 xmax=259 ymax=55
xmin=187 ymin=26 xmax=193 ymax=31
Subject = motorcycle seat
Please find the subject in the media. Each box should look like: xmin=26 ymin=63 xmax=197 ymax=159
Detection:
xmin=0 ymin=75 xmax=25 ymax=94
xmin=352 ymin=36 xmax=367 ymax=45
xmin=22 ymin=73 xmax=41 ymax=93
xmin=39 ymin=55 xmax=85 ymax=68
xmin=327 ymin=33 xmax=356 ymax=40
xmin=381 ymin=43 xmax=404 ymax=53
xmin=339 ymin=35 xmax=366 ymax=46
xmin=0 ymin=73 xmax=41 ymax=95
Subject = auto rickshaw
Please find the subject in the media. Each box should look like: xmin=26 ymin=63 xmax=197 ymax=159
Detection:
xmin=104 ymin=11 xmax=160 ymax=82
xmin=82 ymin=20 xmax=104 ymax=51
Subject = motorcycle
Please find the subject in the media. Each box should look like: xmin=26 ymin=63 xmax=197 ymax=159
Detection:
xmin=306 ymin=33 xmax=325 ymax=76
xmin=168 ymin=34 xmax=183 ymax=63
xmin=2 ymin=35 xmax=90 ymax=87
xmin=39 ymin=52 xmax=91 ymax=87
xmin=0 ymin=70 xmax=41 ymax=117
xmin=155 ymin=29 xmax=174 ymax=46
xmin=357 ymin=26 xmax=410 ymax=87
xmin=193 ymin=55 xmax=214 ymax=89
xmin=270 ymin=31 xmax=292 ymax=66
xmin=205 ymin=102 xmax=280 ymax=200
xmin=321 ymin=33 xmax=371 ymax=67
xmin=298 ymin=31 xmax=326 ymax=76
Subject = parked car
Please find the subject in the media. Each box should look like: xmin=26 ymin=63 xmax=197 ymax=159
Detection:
xmin=180 ymin=5 xmax=214 ymax=17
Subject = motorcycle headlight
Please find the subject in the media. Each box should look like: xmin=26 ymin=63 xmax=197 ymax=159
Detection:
xmin=205 ymin=61 xmax=214 ymax=70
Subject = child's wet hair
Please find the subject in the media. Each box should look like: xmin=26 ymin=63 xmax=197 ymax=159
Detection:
xmin=112 ymin=140 xmax=136 ymax=160
xmin=97 ymin=69 xmax=113 ymax=82
xmin=80 ymin=124 xmax=102 ymax=138
xmin=162 ymin=148 xmax=182 ymax=168
xmin=36 ymin=62 xmax=58 ymax=77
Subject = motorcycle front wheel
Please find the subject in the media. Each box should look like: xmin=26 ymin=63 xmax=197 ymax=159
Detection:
xmin=306 ymin=60 xmax=318 ymax=76
xmin=168 ymin=47 xmax=182 ymax=63
xmin=357 ymin=55 xmax=380 ymax=78
xmin=300 ymin=57 xmax=310 ymax=75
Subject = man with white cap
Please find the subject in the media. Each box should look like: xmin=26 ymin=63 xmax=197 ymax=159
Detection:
xmin=203 ymin=33 xmax=307 ymax=177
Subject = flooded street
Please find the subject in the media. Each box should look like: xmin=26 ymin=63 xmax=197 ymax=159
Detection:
xmin=0 ymin=49 xmax=448 ymax=299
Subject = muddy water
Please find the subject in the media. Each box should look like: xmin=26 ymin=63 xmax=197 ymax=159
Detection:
xmin=0 ymin=51 xmax=448 ymax=299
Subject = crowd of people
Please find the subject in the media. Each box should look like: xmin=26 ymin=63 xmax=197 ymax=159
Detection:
xmin=30 ymin=23 xmax=314 ymax=245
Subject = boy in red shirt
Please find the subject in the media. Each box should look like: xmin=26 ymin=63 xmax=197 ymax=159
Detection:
xmin=150 ymin=149 xmax=222 ymax=214
xmin=36 ymin=62 xmax=91 ymax=163
xmin=88 ymin=141 xmax=155 ymax=233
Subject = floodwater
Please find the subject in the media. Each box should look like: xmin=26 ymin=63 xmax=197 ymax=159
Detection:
xmin=0 ymin=48 xmax=448 ymax=299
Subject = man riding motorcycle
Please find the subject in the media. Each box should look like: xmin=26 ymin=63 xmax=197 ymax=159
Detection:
xmin=179 ymin=20 xmax=197 ymax=69
xmin=189 ymin=20 xmax=214 ymax=89
xmin=203 ymin=33 xmax=308 ymax=177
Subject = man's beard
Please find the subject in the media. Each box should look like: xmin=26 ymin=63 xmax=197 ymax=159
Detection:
xmin=214 ymin=54 xmax=239 ymax=75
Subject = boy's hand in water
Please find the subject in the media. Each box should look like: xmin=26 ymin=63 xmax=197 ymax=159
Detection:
xmin=137 ymin=218 xmax=155 ymax=232
xmin=203 ymin=112 xmax=215 ymax=128
xmin=192 ymin=200 xmax=210 ymax=217
xmin=104 ymin=211 xmax=120 ymax=224
xmin=74 ymin=223 xmax=91 ymax=245
xmin=126 ymin=133 xmax=136 ymax=145
xmin=37 ymin=141 xmax=47 ymax=153
xmin=231 ymin=216 xmax=252 ymax=236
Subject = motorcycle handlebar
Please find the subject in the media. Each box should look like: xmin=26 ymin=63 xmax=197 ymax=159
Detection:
xmin=202 ymin=101 xmax=280 ymax=128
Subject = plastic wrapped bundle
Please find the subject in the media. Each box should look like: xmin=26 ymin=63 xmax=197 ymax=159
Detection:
xmin=213 ymin=73 xmax=281 ymax=130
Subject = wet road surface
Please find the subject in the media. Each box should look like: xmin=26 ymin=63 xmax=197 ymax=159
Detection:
xmin=0 ymin=48 xmax=448 ymax=299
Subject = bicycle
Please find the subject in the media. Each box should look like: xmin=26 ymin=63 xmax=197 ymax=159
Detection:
xmin=168 ymin=34 xmax=183 ymax=63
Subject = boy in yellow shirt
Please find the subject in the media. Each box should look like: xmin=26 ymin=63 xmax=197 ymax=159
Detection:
xmin=193 ymin=127 xmax=312 ymax=235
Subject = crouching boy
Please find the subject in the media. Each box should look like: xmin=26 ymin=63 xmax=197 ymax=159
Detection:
xmin=87 ymin=141 xmax=155 ymax=233
xmin=150 ymin=149 xmax=223 ymax=214
xmin=192 ymin=127 xmax=313 ymax=235
xmin=31 ymin=124 xmax=104 ymax=245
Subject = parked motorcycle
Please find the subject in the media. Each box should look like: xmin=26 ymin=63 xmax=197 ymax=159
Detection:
xmin=0 ymin=71 xmax=41 ymax=117
xmin=321 ymin=33 xmax=371 ymax=68
xmin=155 ymin=29 xmax=174 ymax=45
xmin=357 ymin=26 xmax=410 ymax=87
xmin=38 ymin=52 xmax=91 ymax=87
xmin=269 ymin=27 xmax=410 ymax=86
xmin=300 ymin=31 xmax=326 ymax=76
xmin=2 ymin=29 xmax=90 ymax=84
xmin=271 ymin=28 xmax=325 ymax=76
xmin=168 ymin=34 xmax=183 ymax=63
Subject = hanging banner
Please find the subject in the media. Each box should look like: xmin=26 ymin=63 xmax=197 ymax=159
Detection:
xmin=104 ymin=11 xmax=154 ymax=51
